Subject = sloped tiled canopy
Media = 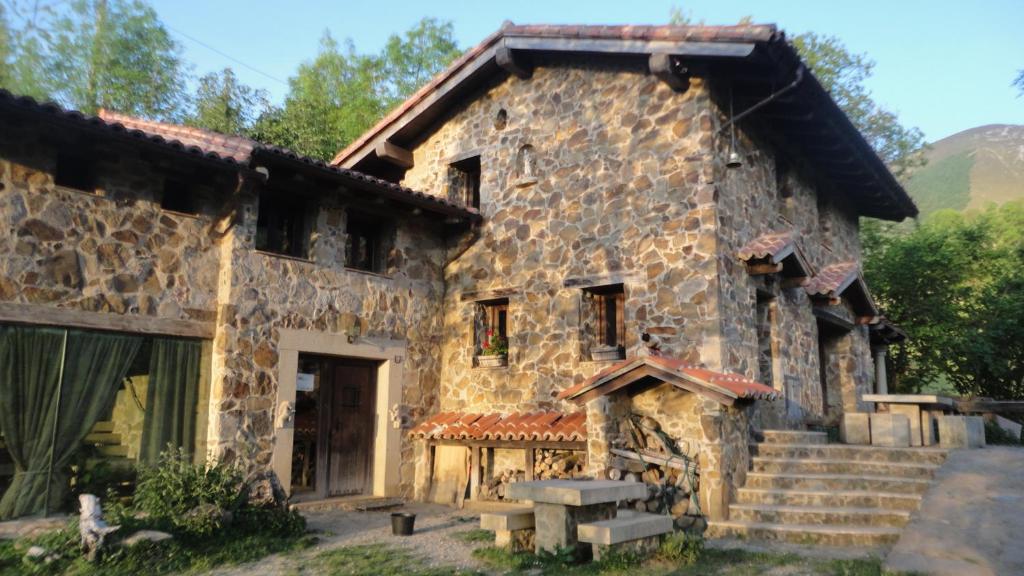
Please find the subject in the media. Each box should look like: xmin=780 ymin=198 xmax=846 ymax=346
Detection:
xmin=409 ymin=411 xmax=586 ymax=442
xmin=558 ymin=355 xmax=778 ymax=407
xmin=738 ymin=230 xmax=813 ymax=283
xmin=805 ymin=261 xmax=878 ymax=317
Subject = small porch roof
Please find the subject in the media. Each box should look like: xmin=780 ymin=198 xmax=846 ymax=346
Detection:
xmin=738 ymin=230 xmax=814 ymax=278
xmin=558 ymin=355 xmax=778 ymax=406
xmin=805 ymin=261 xmax=879 ymax=317
xmin=408 ymin=410 xmax=587 ymax=442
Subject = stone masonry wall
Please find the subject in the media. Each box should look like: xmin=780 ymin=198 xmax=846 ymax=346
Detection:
xmin=207 ymin=180 xmax=446 ymax=495
xmin=402 ymin=56 xmax=725 ymax=416
xmin=708 ymin=89 xmax=874 ymax=429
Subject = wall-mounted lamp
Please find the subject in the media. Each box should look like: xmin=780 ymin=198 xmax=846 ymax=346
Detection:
xmin=726 ymin=89 xmax=743 ymax=169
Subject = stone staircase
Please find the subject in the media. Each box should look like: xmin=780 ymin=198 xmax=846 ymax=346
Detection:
xmin=707 ymin=430 xmax=948 ymax=547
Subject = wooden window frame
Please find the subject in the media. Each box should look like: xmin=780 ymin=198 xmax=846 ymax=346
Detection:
xmin=345 ymin=210 xmax=393 ymax=274
xmin=449 ymin=155 xmax=481 ymax=209
xmin=586 ymin=284 xmax=625 ymax=349
xmin=255 ymin=188 xmax=312 ymax=259
xmin=476 ymin=298 xmax=509 ymax=354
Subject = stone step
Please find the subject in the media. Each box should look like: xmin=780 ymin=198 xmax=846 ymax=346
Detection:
xmin=480 ymin=508 xmax=535 ymax=532
xmin=750 ymin=457 xmax=940 ymax=479
xmin=743 ymin=472 xmax=932 ymax=495
xmin=706 ymin=520 xmax=901 ymax=547
xmin=577 ymin=512 xmax=673 ymax=545
xmin=91 ymin=421 xmax=116 ymax=433
xmin=97 ymin=445 xmax=129 ymax=458
xmin=751 ymin=443 xmax=948 ymax=465
xmin=84 ymin=432 xmax=122 ymax=445
xmin=728 ymin=503 xmax=912 ymax=527
xmin=736 ymin=488 xmax=924 ymax=511
xmin=759 ymin=430 xmax=828 ymax=445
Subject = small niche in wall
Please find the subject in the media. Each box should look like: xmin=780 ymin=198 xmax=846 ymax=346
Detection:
xmin=514 ymin=144 xmax=537 ymax=187
xmin=494 ymin=108 xmax=508 ymax=130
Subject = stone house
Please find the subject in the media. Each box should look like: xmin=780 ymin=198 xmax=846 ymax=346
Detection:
xmin=0 ymin=23 xmax=915 ymax=523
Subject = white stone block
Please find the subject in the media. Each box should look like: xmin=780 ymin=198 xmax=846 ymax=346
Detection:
xmin=840 ymin=413 xmax=871 ymax=445
xmin=938 ymin=416 xmax=986 ymax=448
xmin=869 ymin=413 xmax=911 ymax=447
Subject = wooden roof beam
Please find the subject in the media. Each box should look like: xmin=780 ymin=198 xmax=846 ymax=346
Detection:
xmin=374 ymin=140 xmax=414 ymax=169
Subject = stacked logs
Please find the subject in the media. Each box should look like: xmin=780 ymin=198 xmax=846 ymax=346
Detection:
xmin=533 ymin=449 xmax=585 ymax=480
xmin=608 ymin=457 xmax=707 ymax=531
xmin=479 ymin=468 xmax=526 ymax=500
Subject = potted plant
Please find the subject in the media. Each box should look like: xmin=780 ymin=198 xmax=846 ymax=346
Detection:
xmin=476 ymin=330 xmax=509 ymax=368
xmin=590 ymin=344 xmax=625 ymax=362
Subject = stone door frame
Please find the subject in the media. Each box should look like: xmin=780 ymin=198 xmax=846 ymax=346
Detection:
xmin=270 ymin=328 xmax=405 ymax=497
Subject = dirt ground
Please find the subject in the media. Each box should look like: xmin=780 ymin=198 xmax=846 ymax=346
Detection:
xmin=884 ymin=446 xmax=1024 ymax=576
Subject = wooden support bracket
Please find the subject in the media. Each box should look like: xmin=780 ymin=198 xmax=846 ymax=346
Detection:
xmin=746 ymin=262 xmax=784 ymax=275
xmin=781 ymin=276 xmax=809 ymax=289
xmin=496 ymin=45 xmax=532 ymax=79
xmin=374 ymin=140 xmax=414 ymax=169
xmin=649 ymin=53 xmax=690 ymax=93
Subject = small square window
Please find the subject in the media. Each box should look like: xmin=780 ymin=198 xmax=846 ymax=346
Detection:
xmin=256 ymin=189 xmax=311 ymax=258
xmin=476 ymin=298 xmax=509 ymax=356
xmin=55 ymin=151 xmax=96 ymax=192
xmin=161 ymin=178 xmax=200 ymax=215
xmin=345 ymin=210 xmax=393 ymax=273
xmin=583 ymin=284 xmax=625 ymax=360
xmin=449 ymin=155 xmax=480 ymax=208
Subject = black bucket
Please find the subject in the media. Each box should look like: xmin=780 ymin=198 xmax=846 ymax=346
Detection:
xmin=391 ymin=512 xmax=416 ymax=536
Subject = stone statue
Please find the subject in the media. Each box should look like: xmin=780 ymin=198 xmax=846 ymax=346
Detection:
xmin=275 ymin=400 xmax=295 ymax=429
xmin=79 ymin=494 xmax=119 ymax=562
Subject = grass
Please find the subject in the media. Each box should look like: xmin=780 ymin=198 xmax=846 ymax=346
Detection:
xmin=907 ymin=149 xmax=974 ymax=216
xmin=450 ymin=529 xmax=496 ymax=544
xmin=0 ymin=522 xmax=316 ymax=576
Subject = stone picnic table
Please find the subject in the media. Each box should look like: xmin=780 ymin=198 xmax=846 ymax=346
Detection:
xmin=506 ymin=479 xmax=646 ymax=553
xmin=862 ymin=394 xmax=955 ymax=447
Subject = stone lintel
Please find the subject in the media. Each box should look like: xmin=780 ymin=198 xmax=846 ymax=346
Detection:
xmin=459 ymin=287 xmax=520 ymax=302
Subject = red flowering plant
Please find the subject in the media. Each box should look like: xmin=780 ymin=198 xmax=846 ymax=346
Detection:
xmin=480 ymin=329 xmax=508 ymax=356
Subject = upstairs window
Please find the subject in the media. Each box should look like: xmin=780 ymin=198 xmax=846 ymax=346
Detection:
xmin=55 ymin=151 xmax=96 ymax=192
xmin=345 ymin=210 xmax=393 ymax=274
xmin=449 ymin=155 xmax=481 ymax=208
xmin=583 ymin=284 xmax=625 ymax=360
xmin=775 ymin=156 xmax=793 ymax=200
xmin=161 ymin=178 xmax=200 ymax=215
xmin=256 ymin=189 xmax=311 ymax=258
xmin=475 ymin=298 xmax=509 ymax=357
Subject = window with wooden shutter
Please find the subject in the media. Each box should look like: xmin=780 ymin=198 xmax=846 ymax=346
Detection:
xmin=583 ymin=284 xmax=625 ymax=360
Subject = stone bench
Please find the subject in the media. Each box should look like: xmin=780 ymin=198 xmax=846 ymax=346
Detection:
xmin=938 ymin=415 xmax=986 ymax=449
xmin=480 ymin=508 xmax=535 ymax=552
xmin=577 ymin=512 xmax=673 ymax=561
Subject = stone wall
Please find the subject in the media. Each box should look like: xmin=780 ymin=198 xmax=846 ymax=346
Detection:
xmin=0 ymin=121 xmax=223 ymax=322
xmin=707 ymin=86 xmax=874 ymax=429
xmin=207 ymin=176 xmax=447 ymax=494
xmin=402 ymin=56 xmax=725 ymax=415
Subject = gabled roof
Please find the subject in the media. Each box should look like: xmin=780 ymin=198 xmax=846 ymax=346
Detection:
xmin=0 ymin=89 xmax=479 ymax=221
xmin=332 ymin=23 xmax=916 ymax=221
xmin=409 ymin=411 xmax=587 ymax=442
xmin=738 ymin=230 xmax=813 ymax=278
xmin=806 ymin=261 xmax=879 ymax=316
xmin=558 ymin=355 xmax=778 ymax=406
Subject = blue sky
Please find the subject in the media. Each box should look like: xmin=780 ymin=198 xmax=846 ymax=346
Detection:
xmin=150 ymin=0 xmax=1024 ymax=142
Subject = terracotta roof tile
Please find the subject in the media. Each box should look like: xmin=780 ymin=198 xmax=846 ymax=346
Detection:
xmin=409 ymin=410 xmax=587 ymax=442
xmin=805 ymin=261 xmax=859 ymax=297
xmin=98 ymin=109 xmax=256 ymax=163
xmin=738 ymin=231 xmax=795 ymax=262
xmin=558 ymin=355 xmax=778 ymax=404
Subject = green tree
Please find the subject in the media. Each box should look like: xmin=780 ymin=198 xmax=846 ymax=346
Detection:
xmin=378 ymin=17 xmax=460 ymax=107
xmin=45 ymin=0 xmax=188 ymax=118
xmin=0 ymin=3 xmax=10 ymax=86
xmin=187 ymin=67 xmax=269 ymax=136
xmin=1015 ymin=69 xmax=1023 ymax=95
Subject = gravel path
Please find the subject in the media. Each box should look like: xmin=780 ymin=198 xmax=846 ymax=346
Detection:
xmin=884 ymin=446 xmax=1024 ymax=576
xmin=206 ymin=502 xmax=488 ymax=576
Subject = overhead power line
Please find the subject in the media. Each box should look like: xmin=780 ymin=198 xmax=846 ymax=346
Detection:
xmin=166 ymin=23 xmax=289 ymax=87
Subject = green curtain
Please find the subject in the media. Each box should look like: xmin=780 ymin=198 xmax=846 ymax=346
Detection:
xmin=139 ymin=338 xmax=201 ymax=464
xmin=0 ymin=326 xmax=66 ymax=520
xmin=0 ymin=326 xmax=141 ymax=519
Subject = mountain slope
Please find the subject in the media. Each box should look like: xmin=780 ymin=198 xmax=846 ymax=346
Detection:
xmin=906 ymin=124 xmax=1024 ymax=217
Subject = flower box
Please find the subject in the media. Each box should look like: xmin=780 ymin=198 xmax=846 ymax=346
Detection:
xmin=476 ymin=354 xmax=508 ymax=368
xmin=590 ymin=345 xmax=625 ymax=362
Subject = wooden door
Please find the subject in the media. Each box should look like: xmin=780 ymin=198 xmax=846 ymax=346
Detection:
xmin=326 ymin=362 xmax=376 ymax=496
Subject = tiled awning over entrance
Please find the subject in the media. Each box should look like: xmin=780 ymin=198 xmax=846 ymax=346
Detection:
xmin=557 ymin=355 xmax=778 ymax=406
xmin=409 ymin=411 xmax=587 ymax=442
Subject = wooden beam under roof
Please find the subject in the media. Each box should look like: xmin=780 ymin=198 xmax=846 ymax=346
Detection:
xmin=374 ymin=140 xmax=414 ymax=169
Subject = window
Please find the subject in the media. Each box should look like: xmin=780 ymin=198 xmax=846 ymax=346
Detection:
xmin=256 ymin=189 xmax=311 ymax=258
xmin=449 ymin=155 xmax=481 ymax=208
xmin=161 ymin=178 xmax=200 ymax=215
xmin=583 ymin=284 xmax=625 ymax=359
xmin=476 ymin=299 xmax=509 ymax=355
xmin=54 ymin=151 xmax=96 ymax=192
xmin=345 ymin=210 xmax=393 ymax=274
xmin=756 ymin=293 xmax=775 ymax=386
xmin=817 ymin=192 xmax=833 ymax=249
xmin=775 ymin=156 xmax=792 ymax=199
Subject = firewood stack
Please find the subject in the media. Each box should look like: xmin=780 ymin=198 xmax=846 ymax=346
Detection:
xmin=479 ymin=468 xmax=526 ymax=500
xmin=607 ymin=414 xmax=707 ymax=532
xmin=533 ymin=449 xmax=585 ymax=480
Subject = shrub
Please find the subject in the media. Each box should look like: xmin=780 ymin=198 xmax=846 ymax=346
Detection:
xmin=132 ymin=446 xmax=247 ymax=538
xmin=984 ymin=419 xmax=1022 ymax=445
xmin=658 ymin=531 xmax=704 ymax=566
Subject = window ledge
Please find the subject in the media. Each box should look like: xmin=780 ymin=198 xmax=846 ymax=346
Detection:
xmin=514 ymin=176 xmax=538 ymax=188
xmin=255 ymin=250 xmax=314 ymax=264
xmin=344 ymin=267 xmax=393 ymax=280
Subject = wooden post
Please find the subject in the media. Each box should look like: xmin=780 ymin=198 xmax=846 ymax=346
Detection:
xmin=484 ymin=447 xmax=495 ymax=485
xmin=469 ymin=445 xmax=481 ymax=500
xmin=524 ymin=447 xmax=535 ymax=481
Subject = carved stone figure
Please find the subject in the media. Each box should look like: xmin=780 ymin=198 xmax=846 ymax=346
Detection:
xmin=275 ymin=400 xmax=296 ymax=429
xmin=79 ymin=494 xmax=119 ymax=562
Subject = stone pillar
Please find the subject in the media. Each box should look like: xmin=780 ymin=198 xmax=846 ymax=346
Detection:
xmin=872 ymin=346 xmax=888 ymax=395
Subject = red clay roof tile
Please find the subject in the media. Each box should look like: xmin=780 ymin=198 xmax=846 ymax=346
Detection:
xmin=804 ymin=261 xmax=859 ymax=297
xmin=408 ymin=410 xmax=587 ymax=442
